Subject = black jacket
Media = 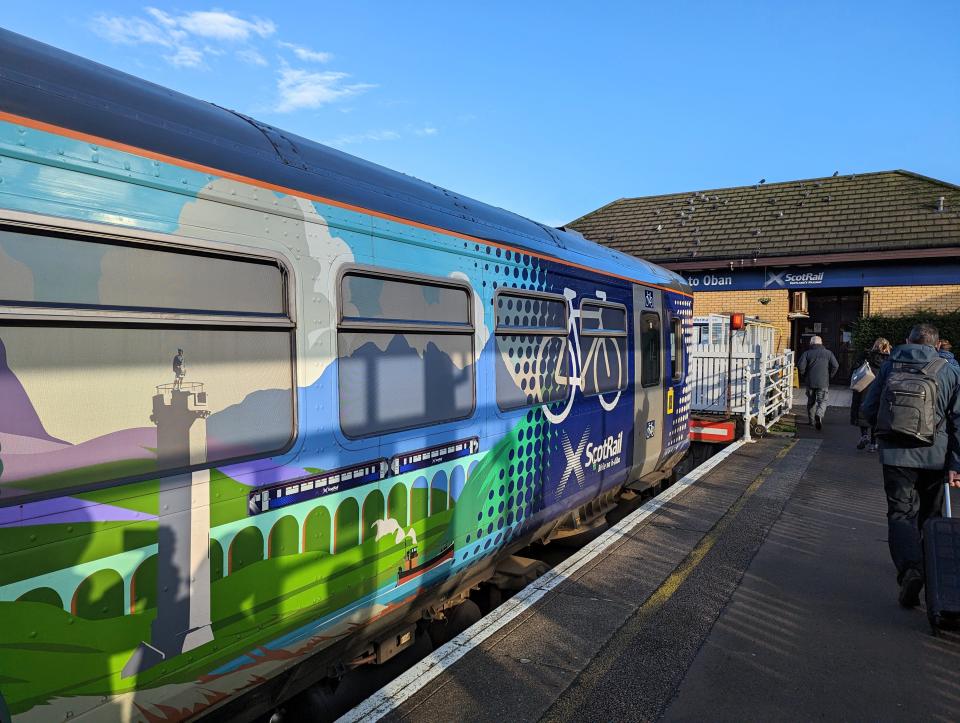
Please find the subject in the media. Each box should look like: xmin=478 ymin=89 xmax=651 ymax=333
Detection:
xmin=861 ymin=344 xmax=960 ymax=471
xmin=797 ymin=345 xmax=839 ymax=390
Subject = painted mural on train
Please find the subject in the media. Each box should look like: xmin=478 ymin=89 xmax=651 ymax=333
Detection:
xmin=0 ymin=37 xmax=691 ymax=723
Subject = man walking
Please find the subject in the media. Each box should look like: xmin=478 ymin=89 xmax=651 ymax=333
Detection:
xmin=797 ymin=335 xmax=839 ymax=429
xmin=862 ymin=323 xmax=960 ymax=607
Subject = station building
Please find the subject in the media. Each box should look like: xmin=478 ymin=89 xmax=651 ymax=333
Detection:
xmin=569 ymin=170 xmax=960 ymax=380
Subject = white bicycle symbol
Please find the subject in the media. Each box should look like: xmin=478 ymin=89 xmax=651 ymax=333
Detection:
xmin=537 ymin=288 xmax=624 ymax=425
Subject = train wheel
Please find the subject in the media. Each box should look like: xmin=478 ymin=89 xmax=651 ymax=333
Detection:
xmin=428 ymin=599 xmax=482 ymax=648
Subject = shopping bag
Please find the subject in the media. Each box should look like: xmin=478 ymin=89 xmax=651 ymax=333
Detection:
xmin=849 ymin=360 xmax=875 ymax=392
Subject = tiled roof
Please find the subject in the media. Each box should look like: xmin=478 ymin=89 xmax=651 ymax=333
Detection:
xmin=567 ymin=170 xmax=960 ymax=265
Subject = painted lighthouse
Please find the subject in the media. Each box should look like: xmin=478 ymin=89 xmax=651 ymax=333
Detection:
xmin=124 ymin=351 xmax=214 ymax=676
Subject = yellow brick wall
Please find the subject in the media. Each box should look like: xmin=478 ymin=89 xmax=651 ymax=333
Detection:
xmin=692 ymin=289 xmax=791 ymax=351
xmin=691 ymin=285 xmax=960 ymax=352
xmin=865 ymin=285 xmax=960 ymax=316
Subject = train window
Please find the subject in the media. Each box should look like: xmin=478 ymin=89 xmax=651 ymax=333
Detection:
xmin=0 ymin=223 xmax=295 ymax=505
xmin=670 ymin=317 xmax=684 ymax=382
xmin=494 ymin=290 xmax=569 ymax=411
xmin=338 ymin=270 xmax=475 ymax=438
xmin=580 ymin=300 xmax=628 ymax=396
xmin=0 ymin=226 xmax=286 ymax=317
xmin=580 ymin=302 xmax=627 ymax=335
xmin=341 ymin=272 xmax=471 ymax=326
xmin=640 ymin=312 xmax=661 ymax=387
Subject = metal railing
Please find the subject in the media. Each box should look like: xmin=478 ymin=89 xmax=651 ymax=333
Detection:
xmin=690 ymin=316 xmax=794 ymax=442
xmin=741 ymin=349 xmax=794 ymax=441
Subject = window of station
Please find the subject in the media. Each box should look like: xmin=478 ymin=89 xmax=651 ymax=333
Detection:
xmin=670 ymin=317 xmax=684 ymax=382
xmin=494 ymin=289 xmax=569 ymax=411
xmin=337 ymin=270 xmax=475 ymax=438
xmin=0 ymin=223 xmax=296 ymax=504
xmin=580 ymin=300 xmax=628 ymax=396
xmin=640 ymin=311 xmax=662 ymax=387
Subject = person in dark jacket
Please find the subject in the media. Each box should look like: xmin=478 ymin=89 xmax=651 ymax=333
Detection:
xmin=862 ymin=323 xmax=960 ymax=608
xmin=938 ymin=339 xmax=960 ymax=368
xmin=850 ymin=337 xmax=891 ymax=451
xmin=797 ymin=335 xmax=839 ymax=430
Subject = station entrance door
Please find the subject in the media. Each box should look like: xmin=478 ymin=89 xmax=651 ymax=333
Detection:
xmin=792 ymin=288 xmax=864 ymax=384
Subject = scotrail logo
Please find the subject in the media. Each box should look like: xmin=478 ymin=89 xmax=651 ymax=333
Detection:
xmin=765 ymin=270 xmax=825 ymax=288
xmin=557 ymin=428 xmax=625 ymax=499
xmin=585 ymin=431 xmax=623 ymax=472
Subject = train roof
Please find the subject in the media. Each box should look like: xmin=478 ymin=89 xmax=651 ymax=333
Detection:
xmin=0 ymin=29 xmax=688 ymax=293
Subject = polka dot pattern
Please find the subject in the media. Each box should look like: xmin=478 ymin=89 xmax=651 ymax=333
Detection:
xmin=665 ymin=296 xmax=694 ymax=452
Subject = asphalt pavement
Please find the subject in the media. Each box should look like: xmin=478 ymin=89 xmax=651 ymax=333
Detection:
xmin=658 ymin=412 xmax=960 ymax=722
xmin=380 ymin=406 xmax=960 ymax=723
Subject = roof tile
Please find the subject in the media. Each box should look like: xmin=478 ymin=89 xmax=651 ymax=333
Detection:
xmin=568 ymin=171 xmax=960 ymax=263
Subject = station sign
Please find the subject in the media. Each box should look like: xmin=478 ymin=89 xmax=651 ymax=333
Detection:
xmin=683 ymin=261 xmax=960 ymax=292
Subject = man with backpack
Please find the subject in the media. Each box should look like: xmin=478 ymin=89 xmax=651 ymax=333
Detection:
xmin=797 ymin=335 xmax=839 ymax=429
xmin=862 ymin=323 xmax=960 ymax=608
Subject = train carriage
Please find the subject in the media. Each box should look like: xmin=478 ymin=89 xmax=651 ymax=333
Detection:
xmin=0 ymin=30 xmax=691 ymax=722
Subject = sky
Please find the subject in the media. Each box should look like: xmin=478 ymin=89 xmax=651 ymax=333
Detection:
xmin=3 ymin=2 xmax=958 ymax=226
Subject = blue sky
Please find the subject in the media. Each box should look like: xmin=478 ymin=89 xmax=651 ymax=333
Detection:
xmin=4 ymin=2 xmax=958 ymax=226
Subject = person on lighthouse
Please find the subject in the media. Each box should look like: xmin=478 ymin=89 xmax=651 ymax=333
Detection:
xmin=172 ymin=348 xmax=185 ymax=390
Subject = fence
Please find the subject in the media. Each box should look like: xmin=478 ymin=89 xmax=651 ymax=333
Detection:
xmin=690 ymin=315 xmax=794 ymax=440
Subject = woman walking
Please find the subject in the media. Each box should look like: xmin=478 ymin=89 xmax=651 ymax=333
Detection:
xmin=850 ymin=337 xmax=892 ymax=451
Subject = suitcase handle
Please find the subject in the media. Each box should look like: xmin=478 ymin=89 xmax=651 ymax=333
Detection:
xmin=946 ymin=481 xmax=953 ymax=519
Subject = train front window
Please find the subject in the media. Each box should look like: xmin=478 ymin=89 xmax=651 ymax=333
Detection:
xmin=337 ymin=270 xmax=475 ymax=438
xmin=640 ymin=311 xmax=661 ymax=387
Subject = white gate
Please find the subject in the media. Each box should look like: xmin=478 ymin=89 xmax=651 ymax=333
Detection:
xmin=690 ymin=314 xmax=794 ymax=439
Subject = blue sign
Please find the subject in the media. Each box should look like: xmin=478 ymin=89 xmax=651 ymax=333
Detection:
xmin=683 ymin=261 xmax=960 ymax=292
xmin=644 ymin=289 xmax=655 ymax=308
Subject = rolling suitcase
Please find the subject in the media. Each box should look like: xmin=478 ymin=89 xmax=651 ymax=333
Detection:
xmin=923 ymin=483 xmax=960 ymax=632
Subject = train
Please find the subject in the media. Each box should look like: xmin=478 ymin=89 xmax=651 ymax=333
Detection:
xmin=0 ymin=29 xmax=692 ymax=722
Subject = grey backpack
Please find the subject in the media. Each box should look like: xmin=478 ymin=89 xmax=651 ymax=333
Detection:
xmin=875 ymin=358 xmax=946 ymax=446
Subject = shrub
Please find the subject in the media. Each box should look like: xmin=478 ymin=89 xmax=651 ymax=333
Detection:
xmin=852 ymin=310 xmax=960 ymax=354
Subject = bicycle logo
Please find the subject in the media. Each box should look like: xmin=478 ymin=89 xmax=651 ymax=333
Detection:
xmin=539 ymin=288 xmax=625 ymax=425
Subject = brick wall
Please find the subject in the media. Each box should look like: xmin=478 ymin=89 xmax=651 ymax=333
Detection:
xmin=691 ymin=289 xmax=791 ymax=351
xmin=865 ymin=285 xmax=960 ymax=316
xmin=691 ymin=284 xmax=960 ymax=352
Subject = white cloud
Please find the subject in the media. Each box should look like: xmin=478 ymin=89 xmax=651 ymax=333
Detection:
xmin=144 ymin=7 xmax=180 ymax=31
xmin=276 ymin=67 xmax=375 ymax=112
xmin=92 ymin=13 xmax=177 ymax=46
xmin=324 ymin=130 xmax=401 ymax=147
xmin=279 ymin=41 xmax=332 ymax=63
xmin=90 ymin=7 xmax=378 ymax=114
xmin=324 ymin=125 xmax=439 ymax=147
xmin=166 ymin=45 xmax=204 ymax=68
xmin=236 ymin=48 xmax=268 ymax=66
xmin=176 ymin=10 xmax=275 ymax=41
xmin=91 ymin=8 xmax=276 ymax=69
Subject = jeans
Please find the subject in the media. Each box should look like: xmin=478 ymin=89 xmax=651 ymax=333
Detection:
xmin=806 ymin=387 xmax=828 ymax=424
xmin=882 ymin=465 xmax=945 ymax=581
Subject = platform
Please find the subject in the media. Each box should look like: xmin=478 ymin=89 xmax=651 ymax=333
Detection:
xmin=344 ymin=411 xmax=959 ymax=722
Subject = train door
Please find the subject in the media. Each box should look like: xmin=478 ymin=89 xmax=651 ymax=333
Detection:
xmin=632 ymin=285 xmax=664 ymax=478
xmin=660 ymin=296 xmax=691 ymax=466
